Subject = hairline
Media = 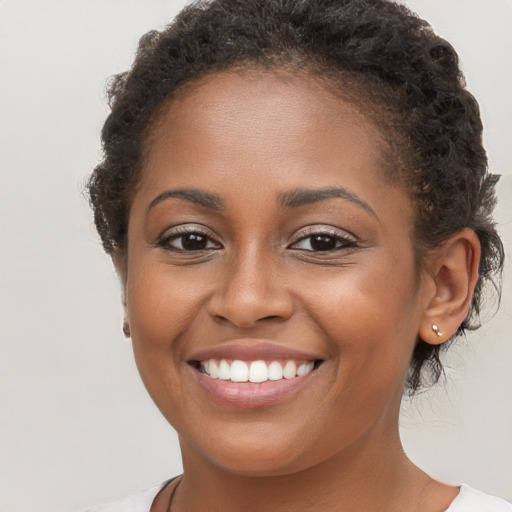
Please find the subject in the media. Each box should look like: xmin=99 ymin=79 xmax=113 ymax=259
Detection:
xmin=122 ymin=61 xmax=427 ymax=275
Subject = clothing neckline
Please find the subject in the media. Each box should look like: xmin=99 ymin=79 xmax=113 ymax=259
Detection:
xmin=443 ymin=485 xmax=465 ymax=511
xmin=158 ymin=480 xmax=464 ymax=512
xmin=152 ymin=480 xmax=510 ymax=512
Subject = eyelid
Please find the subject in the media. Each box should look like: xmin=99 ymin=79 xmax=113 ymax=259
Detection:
xmin=291 ymin=225 xmax=357 ymax=243
xmin=156 ymin=224 xmax=222 ymax=249
xmin=155 ymin=223 xmax=357 ymax=251
xmin=288 ymin=225 xmax=358 ymax=251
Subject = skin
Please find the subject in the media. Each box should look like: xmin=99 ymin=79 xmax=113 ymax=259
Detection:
xmin=115 ymin=69 xmax=480 ymax=511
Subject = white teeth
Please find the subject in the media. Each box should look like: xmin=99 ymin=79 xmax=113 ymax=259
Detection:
xmin=218 ymin=360 xmax=231 ymax=380
xmin=209 ymin=360 xmax=219 ymax=379
xmin=297 ymin=361 xmax=314 ymax=376
xmin=268 ymin=361 xmax=283 ymax=381
xmin=249 ymin=361 xmax=268 ymax=383
xmin=199 ymin=358 xmax=316 ymax=382
xmin=283 ymin=361 xmax=297 ymax=379
xmin=230 ymin=360 xmax=249 ymax=382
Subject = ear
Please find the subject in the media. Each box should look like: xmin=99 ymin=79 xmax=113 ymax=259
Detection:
xmin=419 ymin=228 xmax=481 ymax=345
xmin=111 ymin=248 xmax=130 ymax=336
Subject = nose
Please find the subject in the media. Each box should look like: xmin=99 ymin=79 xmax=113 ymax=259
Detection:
xmin=207 ymin=248 xmax=294 ymax=329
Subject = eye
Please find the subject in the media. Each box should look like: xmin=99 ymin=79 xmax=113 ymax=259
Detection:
xmin=157 ymin=229 xmax=222 ymax=251
xmin=290 ymin=230 xmax=357 ymax=252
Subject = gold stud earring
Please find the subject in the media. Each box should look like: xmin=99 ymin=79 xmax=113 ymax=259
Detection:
xmin=432 ymin=324 xmax=442 ymax=338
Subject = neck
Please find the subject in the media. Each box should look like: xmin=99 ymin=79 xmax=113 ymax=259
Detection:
xmin=172 ymin=426 xmax=432 ymax=512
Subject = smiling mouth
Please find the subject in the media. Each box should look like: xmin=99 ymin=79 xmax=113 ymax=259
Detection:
xmin=189 ymin=359 xmax=323 ymax=383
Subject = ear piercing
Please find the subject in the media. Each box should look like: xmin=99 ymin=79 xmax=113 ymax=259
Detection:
xmin=122 ymin=321 xmax=131 ymax=338
xmin=432 ymin=324 xmax=442 ymax=338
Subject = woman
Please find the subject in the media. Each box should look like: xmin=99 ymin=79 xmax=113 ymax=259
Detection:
xmin=86 ymin=0 xmax=510 ymax=510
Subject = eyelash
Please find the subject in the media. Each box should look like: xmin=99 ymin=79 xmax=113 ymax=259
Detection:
xmin=288 ymin=229 xmax=357 ymax=252
xmin=157 ymin=227 xmax=222 ymax=252
xmin=156 ymin=227 xmax=357 ymax=253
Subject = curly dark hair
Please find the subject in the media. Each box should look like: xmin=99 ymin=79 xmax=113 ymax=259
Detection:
xmin=88 ymin=0 xmax=504 ymax=393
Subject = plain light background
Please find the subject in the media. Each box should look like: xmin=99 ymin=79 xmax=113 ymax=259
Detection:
xmin=0 ymin=1 xmax=511 ymax=510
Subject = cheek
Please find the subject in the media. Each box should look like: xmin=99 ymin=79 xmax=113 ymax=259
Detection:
xmin=124 ymin=261 xmax=197 ymax=386
xmin=301 ymin=257 xmax=421 ymax=383
xmin=124 ymin=258 xmax=220 ymax=412
xmin=289 ymin=268 xmax=420 ymax=458
xmin=127 ymin=261 xmax=209 ymax=343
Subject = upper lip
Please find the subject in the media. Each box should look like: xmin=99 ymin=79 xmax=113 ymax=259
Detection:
xmin=187 ymin=341 xmax=323 ymax=363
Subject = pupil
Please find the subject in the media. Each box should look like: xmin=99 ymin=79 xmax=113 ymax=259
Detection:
xmin=311 ymin=235 xmax=336 ymax=251
xmin=182 ymin=233 xmax=207 ymax=250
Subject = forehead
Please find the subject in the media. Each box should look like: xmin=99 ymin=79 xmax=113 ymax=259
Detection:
xmin=153 ymin=68 xmax=370 ymax=133
xmin=129 ymin=68 xmax=417 ymax=258
xmin=143 ymin=68 xmax=393 ymax=188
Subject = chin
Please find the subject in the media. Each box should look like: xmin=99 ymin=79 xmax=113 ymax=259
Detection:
xmin=178 ymin=422 xmax=322 ymax=477
xmin=203 ymin=448 xmax=313 ymax=478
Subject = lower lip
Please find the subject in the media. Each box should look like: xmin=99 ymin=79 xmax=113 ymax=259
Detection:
xmin=191 ymin=367 xmax=317 ymax=409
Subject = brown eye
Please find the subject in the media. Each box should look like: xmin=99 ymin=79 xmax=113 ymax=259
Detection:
xmin=181 ymin=233 xmax=208 ymax=250
xmin=158 ymin=230 xmax=221 ymax=251
xmin=309 ymin=235 xmax=338 ymax=251
xmin=290 ymin=231 xmax=357 ymax=252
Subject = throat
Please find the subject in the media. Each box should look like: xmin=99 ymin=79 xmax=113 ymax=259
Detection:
xmin=172 ymin=439 xmax=436 ymax=512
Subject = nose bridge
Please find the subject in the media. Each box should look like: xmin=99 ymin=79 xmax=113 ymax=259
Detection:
xmin=207 ymin=242 xmax=292 ymax=327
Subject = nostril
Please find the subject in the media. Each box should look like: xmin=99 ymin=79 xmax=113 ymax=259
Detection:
xmin=207 ymin=287 xmax=294 ymax=328
xmin=214 ymin=314 xmax=281 ymax=322
xmin=211 ymin=312 xmax=286 ymax=329
xmin=258 ymin=315 xmax=281 ymax=322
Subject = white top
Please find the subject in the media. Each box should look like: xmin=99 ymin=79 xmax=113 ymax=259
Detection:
xmin=84 ymin=481 xmax=168 ymax=512
xmin=85 ymin=482 xmax=512 ymax=512
xmin=446 ymin=485 xmax=512 ymax=511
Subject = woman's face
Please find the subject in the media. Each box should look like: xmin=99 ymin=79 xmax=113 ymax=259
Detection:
xmin=121 ymin=69 xmax=432 ymax=475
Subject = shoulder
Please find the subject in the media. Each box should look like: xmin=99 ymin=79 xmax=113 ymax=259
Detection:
xmin=446 ymin=485 xmax=512 ymax=512
xmin=83 ymin=480 xmax=170 ymax=512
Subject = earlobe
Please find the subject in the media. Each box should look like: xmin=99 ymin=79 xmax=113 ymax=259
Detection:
xmin=419 ymin=228 xmax=481 ymax=345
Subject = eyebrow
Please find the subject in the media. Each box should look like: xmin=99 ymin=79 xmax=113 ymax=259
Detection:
xmin=147 ymin=188 xmax=224 ymax=212
xmin=278 ymin=187 xmax=378 ymax=219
